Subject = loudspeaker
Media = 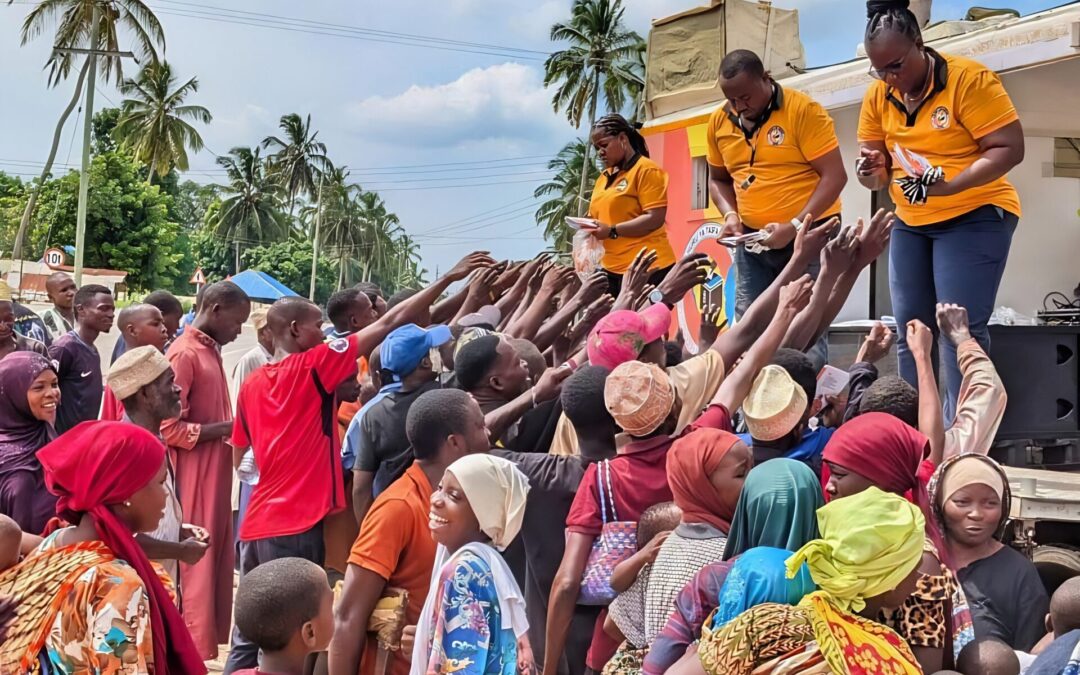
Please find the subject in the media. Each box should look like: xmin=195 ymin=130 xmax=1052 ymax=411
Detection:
xmin=988 ymin=326 xmax=1079 ymax=440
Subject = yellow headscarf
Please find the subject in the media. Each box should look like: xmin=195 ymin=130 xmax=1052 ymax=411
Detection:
xmin=786 ymin=486 xmax=925 ymax=613
xmin=447 ymin=454 xmax=530 ymax=551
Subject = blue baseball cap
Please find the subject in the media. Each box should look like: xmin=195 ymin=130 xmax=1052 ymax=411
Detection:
xmin=380 ymin=323 xmax=453 ymax=380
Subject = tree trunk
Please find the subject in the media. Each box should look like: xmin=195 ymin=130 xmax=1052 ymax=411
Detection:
xmin=574 ymin=66 xmax=601 ymax=217
xmin=12 ymin=58 xmax=92 ymax=262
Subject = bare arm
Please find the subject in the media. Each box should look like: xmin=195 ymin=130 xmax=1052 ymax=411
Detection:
xmin=506 ymin=267 xmax=569 ymax=342
xmin=707 ymin=164 xmax=738 ymax=218
xmin=710 ymin=216 xmax=837 ymax=368
xmin=328 ymin=564 xmax=387 ymax=675
xmin=485 ymin=366 xmax=572 ymax=442
xmin=532 ymin=271 xmax=608 ymax=352
xmin=798 ymin=147 xmax=847 ymax=222
xmin=908 ymin=320 xmax=945 ymax=466
xmin=355 ymin=252 xmax=495 ymax=357
xmin=352 ymin=469 xmax=375 ymax=525
xmin=931 ymin=121 xmax=1024 ymax=196
xmin=430 ymin=284 xmax=470 ymax=325
xmin=591 ymin=208 xmax=666 ymax=240
xmin=543 ymin=532 xmax=593 ymax=675
xmin=713 ymin=276 xmax=814 ymax=413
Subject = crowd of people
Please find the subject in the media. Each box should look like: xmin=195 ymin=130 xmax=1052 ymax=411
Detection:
xmin=0 ymin=0 xmax=1070 ymax=674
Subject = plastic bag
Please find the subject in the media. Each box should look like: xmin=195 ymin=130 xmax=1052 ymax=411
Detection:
xmin=573 ymin=229 xmax=605 ymax=278
xmin=989 ymin=306 xmax=1037 ymax=326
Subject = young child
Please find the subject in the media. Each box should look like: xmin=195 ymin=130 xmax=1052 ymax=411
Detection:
xmin=232 ymin=557 xmax=335 ymax=675
xmin=0 ymin=514 xmax=22 ymax=572
xmin=605 ymin=503 xmax=682 ymax=655
xmin=413 ymin=453 xmax=532 ymax=675
xmin=956 ymin=637 xmax=1021 ymax=675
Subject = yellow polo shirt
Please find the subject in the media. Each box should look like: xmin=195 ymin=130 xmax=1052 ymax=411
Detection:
xmin=858 ymin=50 xmax=1021 ymax=226
xmin=588 ymin=155 xmax=676 ymax=274
xmin=706 ymin=84 xmax=841 ymax=230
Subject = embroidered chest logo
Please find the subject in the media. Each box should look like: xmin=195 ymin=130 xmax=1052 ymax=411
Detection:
xmin=615 ymin=178 xmax=629 ymax=192
xmin=931 ymin=106 xmax=951 ymax=130
xmin=766 ymin=125 xmax=786 ymax=146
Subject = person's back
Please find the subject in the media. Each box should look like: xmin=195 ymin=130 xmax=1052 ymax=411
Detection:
xmin=356 ymin=380 xmax=440 ymax=494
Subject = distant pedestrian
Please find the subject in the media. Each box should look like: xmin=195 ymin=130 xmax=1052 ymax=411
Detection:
xmin=47 ymin=284 xmax=114 ymax=434
xmin=40 ymin=272 xmax=76 ymax=344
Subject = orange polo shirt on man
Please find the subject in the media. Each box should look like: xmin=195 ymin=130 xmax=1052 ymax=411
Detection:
xmin=588 ymin=155 xmax=676 ymax=274
xmin=348 ymin=461 xmax=438 ymax=675
xmin=858 ymin=49 xmax=1021 ymax=226
xmin=706 ymin=83 xmax=841 ymax=230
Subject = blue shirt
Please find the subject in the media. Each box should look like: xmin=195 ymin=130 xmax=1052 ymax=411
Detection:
xmin=739 ymin=426 xmax=833 ymax=475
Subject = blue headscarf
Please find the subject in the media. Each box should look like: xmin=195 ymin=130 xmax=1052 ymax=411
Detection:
xmin=712 ymin=546 xmax=816 ymax=629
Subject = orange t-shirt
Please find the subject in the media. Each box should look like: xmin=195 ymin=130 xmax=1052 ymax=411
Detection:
xmin=348 ymin=461 xmax=437 ymax=675
xmin=858 ymin=50 xmax=1021 ymax=226
xmin=706 ymin=83 xmax=841 ymax=230
xmin=588 ymin=155 xmax=676 ymax=274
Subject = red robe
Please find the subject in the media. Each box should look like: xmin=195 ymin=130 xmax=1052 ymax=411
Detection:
xmin=162 ymin=326 xmax=233 ymax=659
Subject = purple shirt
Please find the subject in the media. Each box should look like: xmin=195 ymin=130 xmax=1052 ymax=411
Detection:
xmin=47 ymin=331 xmax=102 ymax=434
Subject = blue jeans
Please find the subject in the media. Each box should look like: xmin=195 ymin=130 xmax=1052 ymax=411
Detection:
xmin=889 ymin=205 xmax=1017 ymax=424
xmin=734 ymin=239 xmax=828 ymax=371
xmin=224 ymin=523 xmax=326 ymax=674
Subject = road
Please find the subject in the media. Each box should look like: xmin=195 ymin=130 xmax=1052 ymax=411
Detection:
xmin=28 ymin=303 xmax=261 ymax=400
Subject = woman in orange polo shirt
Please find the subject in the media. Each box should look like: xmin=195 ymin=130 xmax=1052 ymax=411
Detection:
xmin=856 ymin=0 xmax=1023 ymax=423
xmin=587 ymin=114 xmax=677 ymax=295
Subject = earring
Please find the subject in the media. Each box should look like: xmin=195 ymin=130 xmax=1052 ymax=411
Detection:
xmin=123 ymin=501 xmax=132 ymax=508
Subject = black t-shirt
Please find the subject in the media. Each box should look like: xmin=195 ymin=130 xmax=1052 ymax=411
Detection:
xmin=479 ymin=397 xmax=562 ymax=454
xmin=492 ymin=450 xmax=599 ymax=674
xmin=959 ymin=544 xmax=1049 ymax=651
xmin=47 ymin=332 xmax=103 ymax=434
xmin=356 ymin=379 xmax=440 ymax=495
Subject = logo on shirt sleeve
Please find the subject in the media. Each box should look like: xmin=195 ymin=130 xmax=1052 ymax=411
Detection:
xmin=931 ymin=106 xmax=951 ymax=130
xmin=328 ymin=338 xmax=349 ymax=354
xmin=767 ymin=125 xmax=786 ymax=146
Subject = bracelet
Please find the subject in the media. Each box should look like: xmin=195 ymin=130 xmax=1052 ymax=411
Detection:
xmin=723 ymin=211 xmax=739 ymax=221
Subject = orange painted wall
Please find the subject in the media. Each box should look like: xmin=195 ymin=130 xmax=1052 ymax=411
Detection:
xmin=645 ymin=118 xmax=737 ymax=353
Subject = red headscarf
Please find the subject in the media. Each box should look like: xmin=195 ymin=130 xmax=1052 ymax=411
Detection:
xmin=822 ymin=412 xmax=946 ymax=557
xmin=36 ymin=421 xmax=207 ymax=675
xmin=666 ymin=428 xmax=742 ymax=533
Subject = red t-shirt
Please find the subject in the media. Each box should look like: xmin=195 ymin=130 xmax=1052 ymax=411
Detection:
xmin=100 ymin=384 xmax=124 ymax=422
xmin=233 ymin=335 xmax=360 ymax=541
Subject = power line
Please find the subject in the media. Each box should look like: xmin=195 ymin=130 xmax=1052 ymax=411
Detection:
xmin=153 ymin=0 xmax=548 ymax=55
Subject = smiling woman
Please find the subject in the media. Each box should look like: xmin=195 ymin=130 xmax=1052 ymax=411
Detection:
xmin=0 ymin=352 xmax=60 ymax=534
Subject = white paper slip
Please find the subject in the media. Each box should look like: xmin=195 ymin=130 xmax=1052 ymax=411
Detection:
xmin=891 ymin=143 xmax=932 ymax=177
xmin=720 ymin=231 xmax=767 ymax=248
xmin=815 ymin=364 xmax=851 ymax=399
xmin=565 ymin=216 xmax=600 ymax=231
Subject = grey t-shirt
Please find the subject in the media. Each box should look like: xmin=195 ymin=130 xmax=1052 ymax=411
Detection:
xmin=356 ymin=380 xmax=440 ymax=495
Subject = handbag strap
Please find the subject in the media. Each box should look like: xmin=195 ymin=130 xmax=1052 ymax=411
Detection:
xmin=597 ymin=460 xmax=619 ymax=524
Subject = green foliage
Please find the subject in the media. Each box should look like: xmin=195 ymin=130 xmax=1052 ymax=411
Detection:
xmin=115 ymin=61 xmax=212 ymax=182
xmin=262 ymin=113 xmax=330 ymax=214
xmin=209 ymin=146 xmax=289 ymax=261
xmin=0 ymin=174 xmax=27 ymax=254
xmin=92 ymin=107 xmax=121 ymax=155
xmin=241 ymin=238 xmax=337 ymax=304
xmin=27 ymin=151 xmax=183 ymax=291
xmin=534 ymin=139 xmax=601 ymax=253
xmin=191 ymin=202 xmax=234 ymax=283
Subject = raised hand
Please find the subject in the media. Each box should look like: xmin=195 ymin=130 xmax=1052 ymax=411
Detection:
xmin=854 ymin=209 xmax=895 ymax=268
xmin=936 ymin=303 xmax=972 ymax=346
xmin=856 ymin=321 xmax=895 ymax=365
xmin=777 ymin=274 xmax=814 ymax=317
xmin=821 ymin=222 xmax=859 ymax=275
xmin=655 ymin=253 xmax=710 ymax=305
xmin=906 ymin=319 xmax=934 ymax=361
xmin=466 ymin=265 xmax=501 ymax=302
xmin=576 ymin=270 xmax=609 ymax=305
xmin=446 ymin=251 xmax=496 ymax=282
xmin=615 ymin=249 xmax=658 ymax=308
xmin=858 ymin=146 xmax=888 ymax=175
xmin=532 ymin=362 xmax=574 ymax=403
xmin=759 ymin=221 xmax=798 ymax=250
xmin=699 ymin=303 xmax=723 ymax=349
xmin=793 ymin=214 xmax=837 ymax=266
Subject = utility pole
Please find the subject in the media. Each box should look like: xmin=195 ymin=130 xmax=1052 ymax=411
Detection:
xmin=310 ymin=176 xmax=324 ymax=300
xmin=56 ymin=9 xmax=135 ymax=286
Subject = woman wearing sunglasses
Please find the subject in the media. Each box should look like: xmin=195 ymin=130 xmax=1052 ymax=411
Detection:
xmin=856 ymin=0 xmax=1023 ymax=426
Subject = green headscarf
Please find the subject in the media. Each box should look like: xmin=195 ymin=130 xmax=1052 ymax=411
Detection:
xmin=722 ymin=458 xmax=823 ymax=560
xmin=786 ymin=486 xmax=925 ymax=613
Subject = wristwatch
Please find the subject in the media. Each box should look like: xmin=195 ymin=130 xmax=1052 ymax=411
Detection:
xmin=649 ymin=289 xmax=667 ymax=306
xmin=609 ymin=225 xmax=619 ymax=239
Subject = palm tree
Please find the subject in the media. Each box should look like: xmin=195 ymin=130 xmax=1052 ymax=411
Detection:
xmin=9 ymin=0 xmax=164 ymax=262
xmin=543 ymin=0 xmax=644 ymax=215
xmin=210 ymin=146 xmax=288 ymax=272
xmin=307 ymin=167 xmax=363 ymax=287
xmin=114 ymin=61 xmax=212 ymax=183
xmin=355 ymin=190 xmax=401 ymax=285
xmin=535 ymin=139 xmax=601 ymax=253
xmin=261 ymin=113 xmax=331 ymax=218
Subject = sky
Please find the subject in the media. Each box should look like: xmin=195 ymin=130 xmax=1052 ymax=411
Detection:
xmin=0 ymin=0 xmax=1065 ymax=280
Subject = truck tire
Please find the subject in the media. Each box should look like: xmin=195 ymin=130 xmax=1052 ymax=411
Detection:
xmin=1033 ymin=545 xmax=1080 ymax=595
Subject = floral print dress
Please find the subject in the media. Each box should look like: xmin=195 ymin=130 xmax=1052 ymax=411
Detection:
xmin=32 ymin=530 xmax=174 ymax=674
xmin=424 ymin=550 xmax=517 ymax=675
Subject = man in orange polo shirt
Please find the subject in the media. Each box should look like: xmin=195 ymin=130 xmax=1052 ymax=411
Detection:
xmin=328 ymin=388 xmax=491 ymax=675
xmin=707 ymin=49 xmax=847 ymax=367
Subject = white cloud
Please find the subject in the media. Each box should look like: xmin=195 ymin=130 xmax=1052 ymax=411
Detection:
xmin=346 ymin=63 xmax=575 ymax=148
